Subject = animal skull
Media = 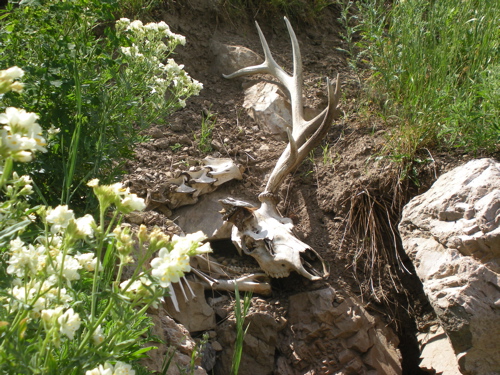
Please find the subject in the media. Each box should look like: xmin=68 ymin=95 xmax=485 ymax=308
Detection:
xmin=220 ymin=198 xmax=329 ymax=280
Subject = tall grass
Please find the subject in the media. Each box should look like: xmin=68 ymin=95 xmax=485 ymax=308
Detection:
xmin=230 ymin=286 xmax=252 ymax=375
xmin=358 ymin=0 xmax=500 ymax=157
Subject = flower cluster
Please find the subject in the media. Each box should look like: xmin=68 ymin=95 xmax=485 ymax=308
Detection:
xmin=8 ymin=277 xmax=73 ymax=316
xmin=41 ymin=306 xmax=82 ymax=340
xmin=0 ymin=67 xmax=48 ymax=163
xmin=87 ymin=178 xmax=146 ymax=214
xmin=150 ymin=231 xmax=211 ymax=288
xmin=116 ymin=18 xmax=186 ymax=46
xmin=86 ymin=361 xmax=135 ymax=375
xmin=115 ymin=18 xmax=203 ymax=109
xmin=0 ymin=66 xmax=24 ymax=94
xmin=0 ymin=106 xmax=47 ymax=162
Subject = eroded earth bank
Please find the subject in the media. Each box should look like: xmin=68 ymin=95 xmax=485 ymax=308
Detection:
xmin=122 ymin=2 xmax=500 ymax=374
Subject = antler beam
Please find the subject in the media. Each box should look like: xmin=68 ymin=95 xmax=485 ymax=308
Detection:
xmin=224 ymin=17 xmax=341 ymax=205
xmin=217 ymin=17 xmax=340 ymax=281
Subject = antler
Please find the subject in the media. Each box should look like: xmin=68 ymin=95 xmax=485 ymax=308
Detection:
xmin=224 ymin=17 xmax=341 ymax=205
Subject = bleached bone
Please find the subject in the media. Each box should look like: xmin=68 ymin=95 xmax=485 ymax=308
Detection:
xmin=219 ymin=17 xmax=341 ymax=280
xmin=146 ymin=158 xmax=244 ymax=212
xmin=193 ymin=269 xmax=272 ymax=296
xmin=203 ymin=156 xmax=244 ymax=186
xmin=190 ymin=254 xmax=272 ymax=296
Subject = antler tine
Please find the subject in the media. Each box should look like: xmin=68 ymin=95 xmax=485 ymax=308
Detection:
xmin=223 ymin=17 xmax=305 ymax=127
xmin=223 ymin=20 xmax=289 ymax=84
xmin=261 ymin=74 xmax=341 ymax=198
xmin=223 ymin=18 xmax=341 ymax=205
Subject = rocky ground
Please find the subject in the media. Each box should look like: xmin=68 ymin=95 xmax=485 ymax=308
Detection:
xmin=120 ymin=1 xmax=485 ymax=374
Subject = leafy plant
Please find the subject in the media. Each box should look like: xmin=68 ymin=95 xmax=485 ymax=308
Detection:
xmin=0 ymin=67 xmax=212 ymax=375
xmin=196 ymin=109 xmax=217 ymax=154
xmin=321 ymin=143 xmax=333 ymax=165
xmin=170 ymin=143 xmax=182 ymax=152
xmin=0 ymin=0 xmax=202 ymax=212
xmin=337 ymin=0 xmax=366 ymax=80
xmin=230 ymin=285 xmax=252 ymax=375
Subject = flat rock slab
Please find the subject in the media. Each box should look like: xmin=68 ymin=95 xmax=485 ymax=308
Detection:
xmin=399 ymin=158 xmax=500 ymax=375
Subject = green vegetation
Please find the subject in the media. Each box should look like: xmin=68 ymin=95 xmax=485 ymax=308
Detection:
xmin=0 ymin=0 xmax=208 ymax=373
xmin=356 ymin=0 xmax=500 ymax=158
xmin=231 ymin=286 xmax=252 ymax=375
xmin=0 ymin=0 xmax=201 ymax=212
xmin=196 ymin=109 xmax=217 ymax=154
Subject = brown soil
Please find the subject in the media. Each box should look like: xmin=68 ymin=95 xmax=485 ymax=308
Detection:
xmin=122 ymin=1 xmax=466 ymax=373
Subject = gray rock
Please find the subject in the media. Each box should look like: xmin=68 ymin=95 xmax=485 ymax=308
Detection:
xmin=211 ymin=41 xmax=263 ymax=75
xmin=164 ymin=281 xmax=216 ymax=333
xmin=418 ymin=325 xmax=461 ymax=375
xmin=243 ymin=81 xmax=291 ymax=141
xmin=282 ymin=287 xmax=402 ymax=374
xmin=399 ymin=158 xmax=500 ymax=375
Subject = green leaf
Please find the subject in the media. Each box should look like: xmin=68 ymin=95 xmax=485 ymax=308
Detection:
xmin=0 ymin=220 xmax=32 ymax=242
xmin=129 ymin=346 xmax=157 ymax=359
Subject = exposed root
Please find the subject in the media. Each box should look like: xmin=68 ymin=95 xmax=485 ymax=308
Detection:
xmin=341 ymin=180 xmax=409 ymax=304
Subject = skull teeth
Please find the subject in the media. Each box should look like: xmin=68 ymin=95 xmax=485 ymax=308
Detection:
xmin=267 ymin=271 xmax=290 ymax=278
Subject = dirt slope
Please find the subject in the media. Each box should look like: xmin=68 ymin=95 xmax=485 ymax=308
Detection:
xmin=124 ymin=2 xmax=441 ymax=373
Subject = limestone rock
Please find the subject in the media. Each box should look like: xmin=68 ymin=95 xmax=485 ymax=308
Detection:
xmin=399 ymin=158 xmax=500 ymax=375
xmin=243 ymin=81 xmax=291 ymax=140
xmin=418 ymin=325 xmax=461 ymax=375
xmin=211 ymin=41 xmax=263 ymax=75
xmin=164 ymin=281 xmax=216 ymax=333
xmin=142 ymin=305 xmax=207 ymax=375
xmin=175 ymin=188 xmax=229 ymax=236
xmin=280 ymin=287 xmax=402 ymax=374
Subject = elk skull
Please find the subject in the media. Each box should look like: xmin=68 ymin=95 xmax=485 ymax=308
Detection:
xmin=218 ymin=17 xmax=341 ymax=281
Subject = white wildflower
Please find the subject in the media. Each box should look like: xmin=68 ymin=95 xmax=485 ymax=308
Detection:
xmin=75 ymin=252 xmax=100 ymax=272
xmin=127 ymin=20 xmax=144 ymax=31
xmin=121 ymin=46 xmax=132 ymax=56
xmin=58 ymin=308 xmax=81 ymax=340
xmin=92 ymin=325 xmax=105 ymax=346
xmin=113 ymin=361 xmax=135 ymax=375
xmin=6 ymin=238 xmax=41 ymax=277
xmin=87 ymin=178 xmax=99 ymax=188
xmin=144 ymin=22 xmax=159 ymax=32
xmin=9 ymin=81 xmax=24 ymax=93
xmin=47 ymin=125 xmax=60 ymax=135
xmin=1 ymin=66 xmax=24 ymax=80
xmin=9 ymin=283 xmax=46 ymax=314
xmin=46 ymin=205 xmax=75 ymax=233
xmin=151 ymin=247 xmax=191 ymax=287
xmin=119 ymin=192 xmax=146 ymax=212
xmin=0 ymin=107 xmax=42 ymax=136
xmin=41 ymin=306 xmax=64 ymax=324
xmin=54 ymin=254 xmax=81 ymax=281
xmin=86 ymin=363 xmax=114 ymax=375
xmin=157 ymin=21 xmax=169 ymax=31
xmin=75 ymin=214 xmax=95 ymax=238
